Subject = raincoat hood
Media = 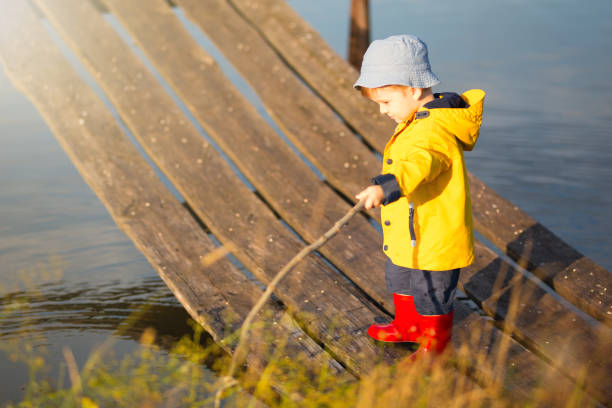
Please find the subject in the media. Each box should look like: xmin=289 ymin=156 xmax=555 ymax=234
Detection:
xmin=420 ymin=89 xmax=485 ymax=151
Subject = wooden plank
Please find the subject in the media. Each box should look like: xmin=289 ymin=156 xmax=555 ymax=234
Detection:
xmin=550 ymin=256 xmax=611 ymax=328
xmin=35 ymin=0 xmax=414 ymax=377
xmin=0 ymin=0 xmax=349 ymax=394
xmin=229 ymin=0 xmax=612 ymax=326
xmin=460 ymin=241 xmax=612 ymax=404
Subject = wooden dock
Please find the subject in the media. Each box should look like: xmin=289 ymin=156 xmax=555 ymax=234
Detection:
xmin=1 ymin=0 xmax=610 ymax=405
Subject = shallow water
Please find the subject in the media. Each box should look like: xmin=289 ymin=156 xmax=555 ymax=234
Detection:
xmin=1 ymin=0 xmax=611 ymax=404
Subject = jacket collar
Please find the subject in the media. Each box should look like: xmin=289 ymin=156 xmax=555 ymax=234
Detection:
xmin=424 ymin=92 xmax=469 ymax=109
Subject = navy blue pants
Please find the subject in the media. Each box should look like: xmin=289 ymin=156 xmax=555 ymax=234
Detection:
xmin=385 ymin=258 xmax=460 ymax=315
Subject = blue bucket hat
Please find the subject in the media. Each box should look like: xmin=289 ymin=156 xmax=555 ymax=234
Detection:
xmin=354 ymin=34 xmax=440 ymax=89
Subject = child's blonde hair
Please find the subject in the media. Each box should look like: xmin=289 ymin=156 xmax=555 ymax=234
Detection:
xmin=360 ymin=85 xmax=432 ymax=99
xmin=359 ymin=85 xmax=410 ymax=98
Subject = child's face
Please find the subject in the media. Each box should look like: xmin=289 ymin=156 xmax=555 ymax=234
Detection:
xmin=368 ymin=86 xmax=420 ymax=123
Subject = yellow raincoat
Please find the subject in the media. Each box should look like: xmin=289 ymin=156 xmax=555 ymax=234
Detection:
xmin=377 ymin=89 xmax=485 ymax=270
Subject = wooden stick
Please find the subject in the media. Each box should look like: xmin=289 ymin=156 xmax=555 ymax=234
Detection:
xmin=214 ymin=199 xmax=366 ymax=407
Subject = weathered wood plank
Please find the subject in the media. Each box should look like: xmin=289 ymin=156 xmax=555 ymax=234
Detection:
xmin=229 ymin=0 xmax=612 ymax=326
xmin=0 ymin=0 xmax=348 ymax=393
xmin=551 ymin=256 xmax=611 ymax=328
xmin=460 ymin=241 xmax=612 ymax=404
xmin=35 ymin=0 xmax=414 ymax=377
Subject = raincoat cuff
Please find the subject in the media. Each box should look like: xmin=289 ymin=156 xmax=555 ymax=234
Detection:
xmin=372 ymin=174 xmax=401 ymax=205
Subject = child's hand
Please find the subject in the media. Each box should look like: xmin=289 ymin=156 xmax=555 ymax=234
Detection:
xmin=356 ymin=185 xmax=384 ymax=210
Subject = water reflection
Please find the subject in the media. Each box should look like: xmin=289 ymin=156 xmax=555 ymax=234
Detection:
xmin=0 ymin=276 xmax=204 ymax=344
xmin=0 ymin=276 xmax=222 ymax=405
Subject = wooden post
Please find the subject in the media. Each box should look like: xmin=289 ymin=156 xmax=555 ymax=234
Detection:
xmin=349 ymin=0 xmax=370 ymax=70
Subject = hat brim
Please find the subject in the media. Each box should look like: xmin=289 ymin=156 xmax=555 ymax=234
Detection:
xmin=353 ymin=69 xmax=440 ymax=89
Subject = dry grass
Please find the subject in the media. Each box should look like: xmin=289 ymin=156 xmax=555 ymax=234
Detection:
xmin=0 ymin=304 xmax=601 ymax=408
xmin=0 ymin=257 xmax=605 ymax=408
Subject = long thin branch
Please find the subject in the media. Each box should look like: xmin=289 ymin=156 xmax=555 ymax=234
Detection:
xmin=214 ymin=199 xmax=366 ymax=407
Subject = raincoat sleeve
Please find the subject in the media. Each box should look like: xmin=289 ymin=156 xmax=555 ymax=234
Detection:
xmin=374 ymin=132 xmax=453 ymax=203
xmin=392 ymin=144 xmax=452 ymax=196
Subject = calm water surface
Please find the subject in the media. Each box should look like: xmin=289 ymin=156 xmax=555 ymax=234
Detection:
xmin=1 ymin=0 xmax=611 ymax=404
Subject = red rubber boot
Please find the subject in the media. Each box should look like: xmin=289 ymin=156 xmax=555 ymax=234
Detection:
xmin=368 ymin=293 xmax=420 ymax=342
xmin=410 ymin=310 xmax=454 ymax=360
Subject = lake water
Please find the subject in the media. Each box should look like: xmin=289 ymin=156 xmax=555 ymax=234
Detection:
xmin=1 ymin=0 xmax=611 ymax=404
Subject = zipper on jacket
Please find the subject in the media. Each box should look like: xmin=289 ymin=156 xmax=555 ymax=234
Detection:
xmin=409 ymin=202 xmax=417 ymax=247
